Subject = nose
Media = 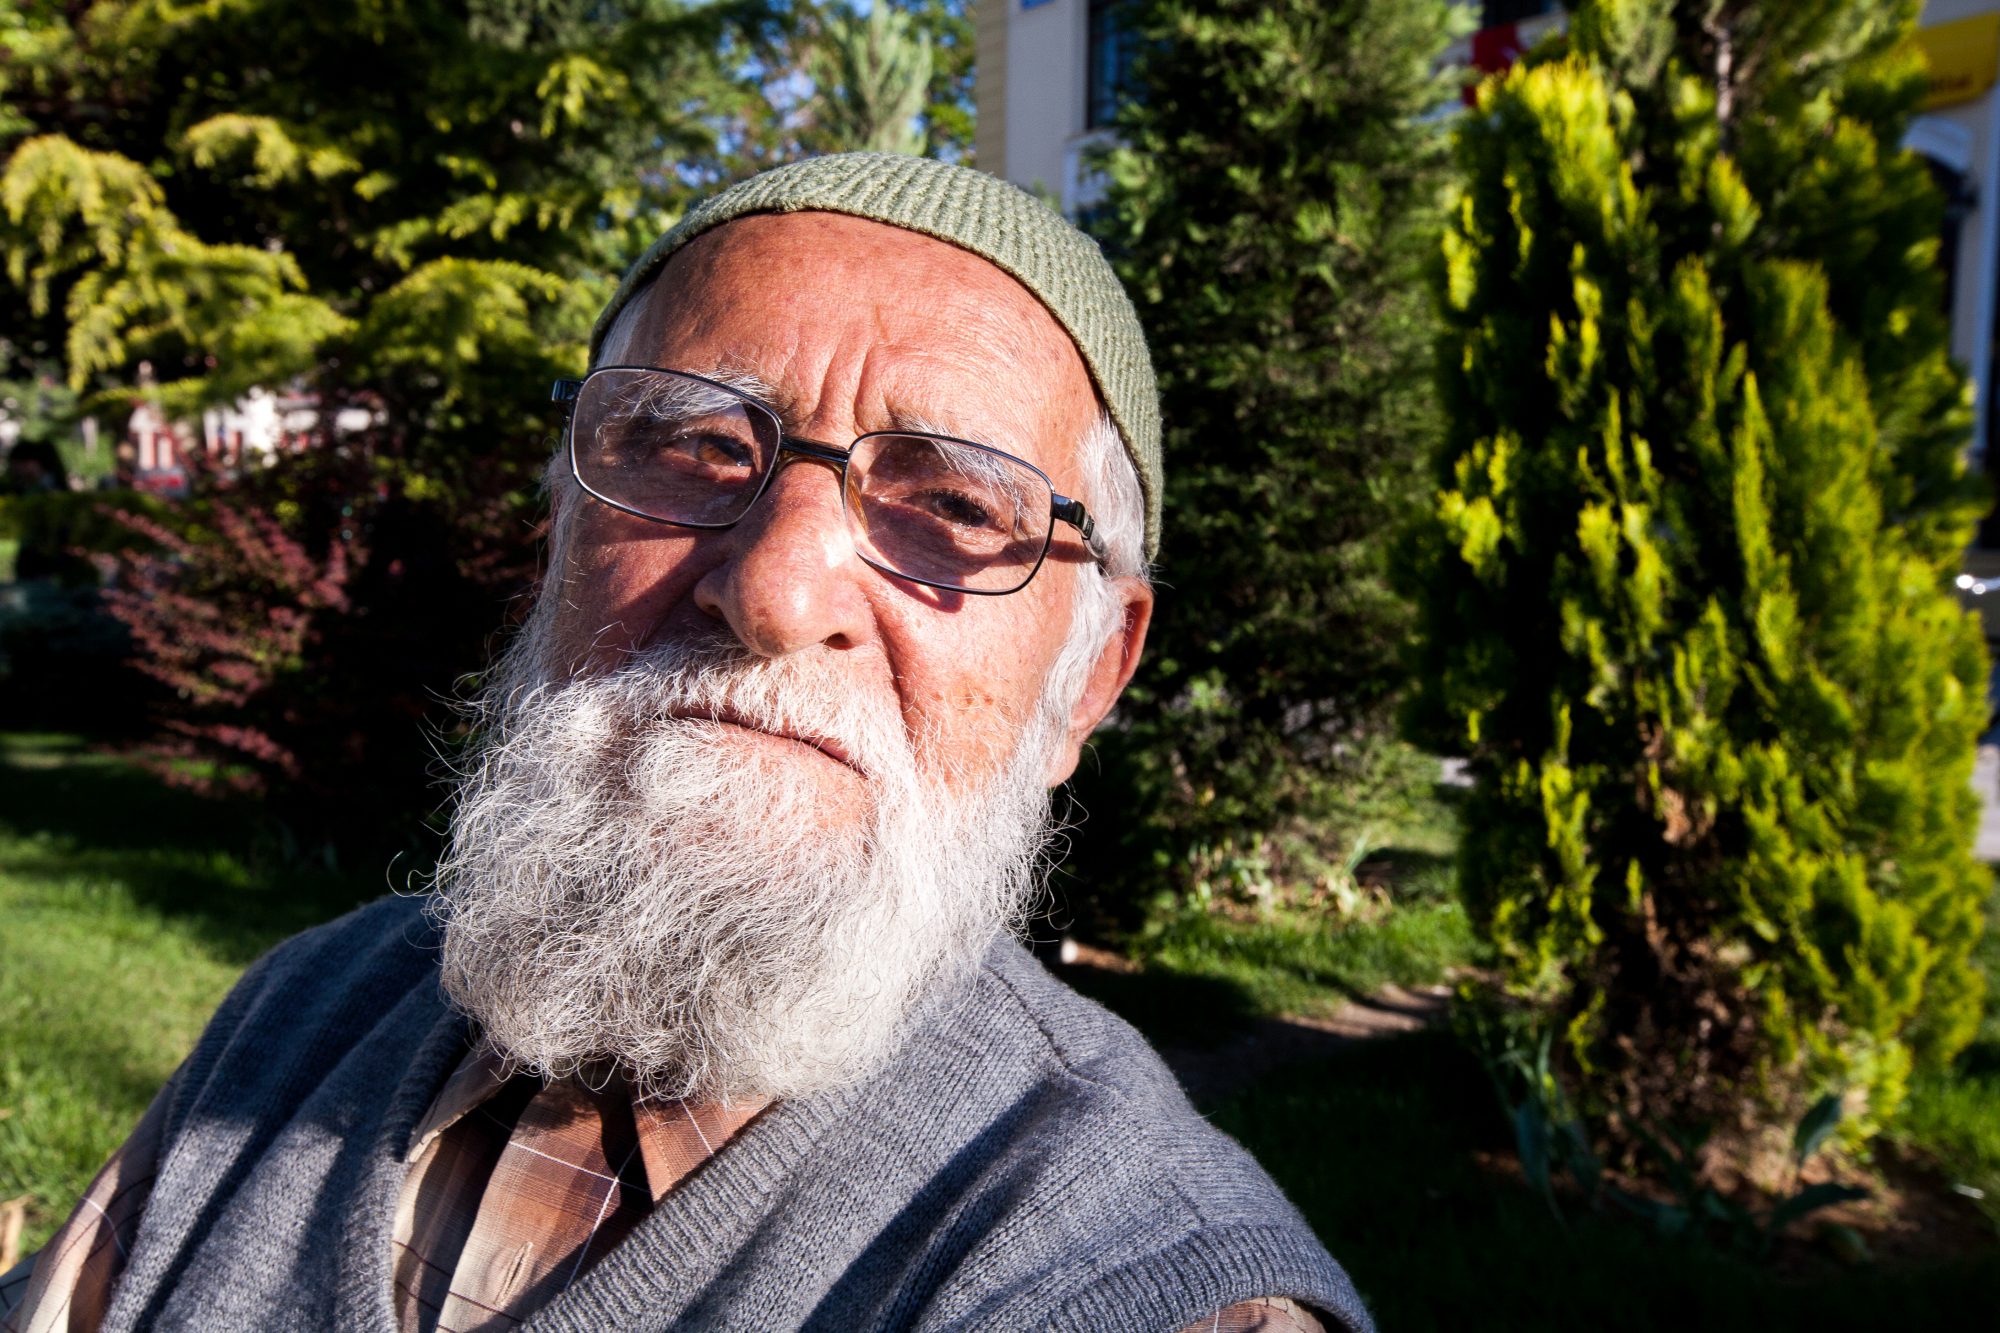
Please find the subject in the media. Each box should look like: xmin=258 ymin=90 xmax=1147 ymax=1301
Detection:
xmin=692 ymin=454 xmax=875 ymax=657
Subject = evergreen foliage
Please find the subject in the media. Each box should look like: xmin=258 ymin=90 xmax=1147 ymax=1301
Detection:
xmin=805 ymin=2 xmax=935 ymax=156
xmin=1076 ymin=0 xmax=1458 ymax=916
xmin=890 ymin=0 xmax=975 ymax=161
xmin=0 ymin=0 xmax=773 ymax=837
xmin=1404 ymin=0 xmax=1992 ymax=1150
xmin=736 ymin=3 xmax=972 ymax=169
xmin=0 ymin=0 xmax=764 ymax=432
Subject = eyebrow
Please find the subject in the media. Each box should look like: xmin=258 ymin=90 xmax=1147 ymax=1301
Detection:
xmin=692 ymin=362 xmax=787 ymax=405
xmin=679 ymin=360 xmax=1035 ymax=459
xmin=891 ymin=410 xmax=1032 ymax=460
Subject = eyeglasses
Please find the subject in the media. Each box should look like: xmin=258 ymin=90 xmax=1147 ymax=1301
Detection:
xmin=551 ymin=366 xmax=1106 ymax=595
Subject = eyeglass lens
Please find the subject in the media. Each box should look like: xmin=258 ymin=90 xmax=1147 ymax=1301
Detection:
xmin=573 ymin=368 xmax=781 ymax=527
xmin=572 ymin=368 xmax=1057 ymax=594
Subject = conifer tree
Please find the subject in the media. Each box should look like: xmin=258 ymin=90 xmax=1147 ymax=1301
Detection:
xmin=772 ymin=3 xmax=970 ymax=164
xmin=1078 ymin=0 xmax=1458 ymax=909
xmin=894 ymin=0 xmax=975 ymax=160
xmin=806 ymin=2 xmax=935 ymax=155
xmin=0 ymin=0 xmax=771 ymax=837
xmin=1405 ymin=0 xmax=1990 ymax=1150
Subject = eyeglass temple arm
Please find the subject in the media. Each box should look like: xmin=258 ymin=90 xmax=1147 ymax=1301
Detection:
xmin=552 ymin=378 xmax=583 ymax=407
xmin=1053 ymin=495 xmax=1108 ymax=566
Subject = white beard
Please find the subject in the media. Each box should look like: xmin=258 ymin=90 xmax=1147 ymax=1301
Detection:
xmin=427 ymin=624 xmax=1067 ymax=1103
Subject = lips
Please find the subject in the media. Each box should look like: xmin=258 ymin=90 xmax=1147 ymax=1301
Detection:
xmin=664 ymin=706 xmax=865 ymax=777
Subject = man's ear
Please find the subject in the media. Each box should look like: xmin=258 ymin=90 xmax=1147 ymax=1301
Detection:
xmin=1045 ymin=576 xmax=1154 ymax=787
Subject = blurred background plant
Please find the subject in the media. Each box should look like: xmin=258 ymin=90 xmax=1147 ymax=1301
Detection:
xmin=802 ymin=3 xmax=936 ymax=156
xmin=1404 ymin=0 xmax=1991 ymax=1180
xmin=0 ymin=0 xmax=972 ymax=852
xmin=1070 ymin=0 xmax=1465 ymax=937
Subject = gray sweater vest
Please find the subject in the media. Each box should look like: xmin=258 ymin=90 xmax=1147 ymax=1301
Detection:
xmin=97 ymin=896 xmax=1373 ymax=1332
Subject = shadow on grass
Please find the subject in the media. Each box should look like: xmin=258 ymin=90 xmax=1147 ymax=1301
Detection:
xmin=2 ymin=733 xmax=243 ymax=850
xmin=0 ymin=733 xmax=389 ymax=964
xmin=1356 ymin=846 xmax=1456 ymax=902
xmin=1049 ymin=960 xmax=1263 ymax=1051
xmin=1219 ymin=1031 xmax=1999 ymax=1333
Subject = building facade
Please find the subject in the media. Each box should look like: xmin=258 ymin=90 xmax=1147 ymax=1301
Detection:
xmin=121 ymin=375 xmax=377 ymax=496
xmin=974 ymin=0 xmax=1135 ymax=215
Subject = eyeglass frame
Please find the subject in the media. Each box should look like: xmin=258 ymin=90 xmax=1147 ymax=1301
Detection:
xmin=550 ymin=366 xmax=1108 ymax=596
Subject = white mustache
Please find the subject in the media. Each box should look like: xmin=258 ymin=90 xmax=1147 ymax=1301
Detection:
xmin=574 ymin=627 xmax=915 ymax=787
xmin=429 ymin=629 xmax=1061 ymax=1101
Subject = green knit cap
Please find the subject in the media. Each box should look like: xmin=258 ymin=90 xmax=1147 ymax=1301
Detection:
xmin=588 ymin=152 xmax=1163 ymax=560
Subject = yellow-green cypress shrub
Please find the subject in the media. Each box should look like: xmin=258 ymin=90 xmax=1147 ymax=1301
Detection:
xmin=1405 ymin=0 xmax=1991 ymax=1150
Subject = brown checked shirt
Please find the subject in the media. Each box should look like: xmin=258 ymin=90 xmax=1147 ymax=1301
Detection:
xmin=2 ymin=1048 xmax=1323 ymax=1333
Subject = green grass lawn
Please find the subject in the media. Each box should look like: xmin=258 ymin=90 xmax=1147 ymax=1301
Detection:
xmin=1055 ymin=894 xmax=1479 ymax=1053
xmin=1141 ymin=893 xmax=1475 ymax=1012
xmin=0 ymin=733 xmax=377 ymax=1251
xmin=1062 ymin=771 xmax=1482 ymax=1044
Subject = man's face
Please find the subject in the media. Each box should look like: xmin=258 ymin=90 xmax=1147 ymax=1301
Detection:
xmin=546 ymin=212 xmax=1148 ymax=802
xmin=431 ymin=213 xmax=1152 ymax=1100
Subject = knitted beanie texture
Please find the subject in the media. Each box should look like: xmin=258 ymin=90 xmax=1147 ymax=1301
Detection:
xmin=588 ymin=153 xmax=1163 ymax=559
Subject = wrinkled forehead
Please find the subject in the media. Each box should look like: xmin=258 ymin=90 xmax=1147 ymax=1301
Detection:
xmin=597 ymin=213 xmax=1101 ymax=470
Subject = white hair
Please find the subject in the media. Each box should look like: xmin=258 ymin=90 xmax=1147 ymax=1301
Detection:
xmin=1075 ymin=406 xmax=1148 ymax=581
xmin=429 ymin=620 xmax=1068 ymax=1102
xmin=1033 ymin=407 xmax=1146 ymax=734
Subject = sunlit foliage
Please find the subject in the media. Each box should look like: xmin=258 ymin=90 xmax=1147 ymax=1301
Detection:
xmin=1404 ymin=0 xmax=1990 ymax=1155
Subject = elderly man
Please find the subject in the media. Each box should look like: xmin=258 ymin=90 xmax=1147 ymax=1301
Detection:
xmin=2 ymin=155 xmax=1370 ymax=1333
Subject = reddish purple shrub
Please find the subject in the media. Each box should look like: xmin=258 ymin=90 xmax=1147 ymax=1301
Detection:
xmin=99 ymin=499 xmax=364 ymax=796
xmin=93 ymin=454 xmax=540 ymax=846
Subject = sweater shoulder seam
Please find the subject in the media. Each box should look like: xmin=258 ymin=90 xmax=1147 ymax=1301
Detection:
xmin=977 ymin=951 xmax=1130 ymax=1097
xmin=976 ymin=952 xmax=1211 ymax=1223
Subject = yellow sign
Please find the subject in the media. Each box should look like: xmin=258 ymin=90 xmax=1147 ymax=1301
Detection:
xmin=1917 ymin=12 xmax=2000 ymax=109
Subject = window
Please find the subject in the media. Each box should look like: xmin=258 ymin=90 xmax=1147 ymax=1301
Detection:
xmin=1087 ymin=0 xmax=1140 ymax=130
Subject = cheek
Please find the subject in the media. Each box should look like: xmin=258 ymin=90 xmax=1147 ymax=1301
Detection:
xmin=899 ymin=679 xmax=1032 ymax=788
xmin=552 ymin=524 xmax=708 ymax=664
xmin=888 ymin=598 xmax=1068 ymax=777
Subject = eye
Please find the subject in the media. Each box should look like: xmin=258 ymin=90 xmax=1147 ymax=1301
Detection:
xmin=664 ymin=428 xmax=755 ymax=471
xmin=907 ymin=485 xmax=1000 ymax=531
xmin=607 ymin=413 xmax=759 ymax=478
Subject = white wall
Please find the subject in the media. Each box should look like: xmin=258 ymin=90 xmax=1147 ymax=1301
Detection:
xmin=1001 ymin=0 xmax=1088 ymax=201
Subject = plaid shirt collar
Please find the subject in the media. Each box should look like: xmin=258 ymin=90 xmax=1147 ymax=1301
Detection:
xmin=390 ymin=1044 xmax=768 ymax=1331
